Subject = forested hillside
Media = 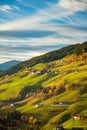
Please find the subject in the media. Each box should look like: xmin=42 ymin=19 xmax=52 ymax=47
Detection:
xmin=0 ymin=41 xmax=87 ymax=130
xmin=0 ymin=41 xmax=87 ymax=77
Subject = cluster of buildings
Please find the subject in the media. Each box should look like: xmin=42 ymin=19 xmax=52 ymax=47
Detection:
xmin=24 ymin=68 xmax=59 ymax=76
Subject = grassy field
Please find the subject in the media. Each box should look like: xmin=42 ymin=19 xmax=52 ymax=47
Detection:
xmin=0 ymin=55 xmax=87 ymax=129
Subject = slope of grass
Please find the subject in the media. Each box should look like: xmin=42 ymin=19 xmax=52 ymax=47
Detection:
xmin=32 ymin=63 xmax=46 ymax=70
xmin=0 ymin=54 xmax=87 ymax=129
xmin=63 ymin=118 xmax=87 ymax=129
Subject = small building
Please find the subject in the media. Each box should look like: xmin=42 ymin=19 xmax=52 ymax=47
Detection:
xmin=73 ymin=114 xmax=81 ymax=120
xmin=10 ymin=104 xmax=14 ymax=107
xmin=35 ymin=104 xmax=41 ymax=108
xmin=36 ymin=71 xmax=41 ymax=74
xmin=54 ymin=71 xmax=58 ymax=74
xmin=59 ymin=102 xmax=63 ymax=105
xmin=30 ymin=69 xmax=37 ymax=74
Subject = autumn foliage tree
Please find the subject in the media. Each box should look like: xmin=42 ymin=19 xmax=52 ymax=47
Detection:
xmin=29 ymin=116 xmax=38 ymax=125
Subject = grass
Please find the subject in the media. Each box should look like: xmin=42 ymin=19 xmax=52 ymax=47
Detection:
xmin=0 ymin=56 xmax=87 ymax=129
xmin=63 ymin=118 xmax=87 ymax=129
xmin=32 ymin=63 xmax=46 ymax=70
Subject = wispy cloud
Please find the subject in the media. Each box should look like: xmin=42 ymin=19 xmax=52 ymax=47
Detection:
xmin=0 ymin=41 xmax=67 ymax=63
xmin=12 ymin=5 xmax=20 ymax=10
xmin=0 ymin=5 xmax=13 ymax=12
xmin=0 ymin=0 xmax=87 ymax=63
xmin=0 ymin=0 xmax=87 ymax=30
xmin=58 ymin=0 xmax=87 ymax=12
xmin=0 ymin=25 xmax=86 ymax=43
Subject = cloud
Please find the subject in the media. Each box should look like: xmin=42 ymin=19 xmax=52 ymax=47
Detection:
xmin=58 ymin=0 xmax=87 ymax=12
xmin=0 ymin=0 xmax=87 ymax=63
xmin=0 ymin=41 xmax=67 ymax=63
xmin=0 ymin=0 xmax=87 ymax=31
xmin=0 ymin=25 xmax=86 ymax=42
xmin=0 ymin=5 xmax=12 ymax=12
xmin=0 ymin=51 xmax=43 ymax=63
xmin=0 ymin=43 xmax=43 ymax=63
xmin=0 ymin=30 xmax=55 ymax=38
xmin=12 ymin=5 xmax=20 ymax=10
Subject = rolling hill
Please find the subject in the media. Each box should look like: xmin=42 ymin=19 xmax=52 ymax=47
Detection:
xmin=0 ymin=41 xmax=87 ymax=130
xmin=0 ymin=41 xmax=87 ymax=77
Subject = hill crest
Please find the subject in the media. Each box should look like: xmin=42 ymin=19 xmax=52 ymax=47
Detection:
xmin=0 ymin=41 xmax=87 ymax=77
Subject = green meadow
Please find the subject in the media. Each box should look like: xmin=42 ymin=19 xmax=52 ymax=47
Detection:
xmin=0 ymin=54 xmax=87 ymax=130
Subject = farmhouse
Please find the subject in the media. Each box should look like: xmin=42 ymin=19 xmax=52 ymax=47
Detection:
xmin=73 ymin=114 xmax=81 ymax=120
xmin=35 ymin=104 xmax=41 ymax=108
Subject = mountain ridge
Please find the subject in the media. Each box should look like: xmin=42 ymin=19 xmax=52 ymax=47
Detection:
xmin=0 ymin=42 xmax=87 ymax=129
xmin=0 ymin=60 xmax=21 ymax=70
xmin=0 ymin=41 xmax=87 ymax=77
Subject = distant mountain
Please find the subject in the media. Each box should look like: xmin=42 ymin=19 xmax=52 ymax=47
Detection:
xmin=0 ymin=41 xmax=87 ymax=77
xmin=0 ymin=60 xmax=21 ymax=70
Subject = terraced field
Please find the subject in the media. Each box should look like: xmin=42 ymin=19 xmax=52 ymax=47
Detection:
xmin=0 ymin=54 xmax=87 ymax=130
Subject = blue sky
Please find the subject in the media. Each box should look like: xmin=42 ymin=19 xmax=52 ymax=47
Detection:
xmin=0 ymin=0 xmax=87 ymax=63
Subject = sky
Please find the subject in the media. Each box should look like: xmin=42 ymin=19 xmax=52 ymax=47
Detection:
xmin=0 ymin=0 xmax=87 ymax=63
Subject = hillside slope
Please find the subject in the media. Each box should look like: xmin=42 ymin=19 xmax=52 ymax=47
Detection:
xmin=0 ymin=51 xmax=87 ymax=129
xmin=0 ymin=41 xmax=87 ymax=77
